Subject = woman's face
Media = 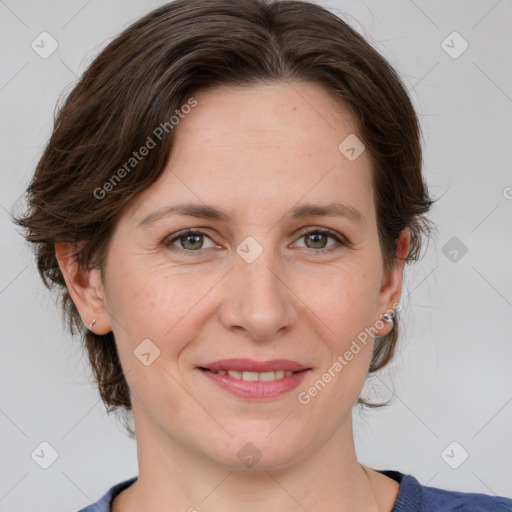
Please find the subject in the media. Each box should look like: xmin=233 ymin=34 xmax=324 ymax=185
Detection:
xmin=91 ymin=82 xmax=408 ymax=469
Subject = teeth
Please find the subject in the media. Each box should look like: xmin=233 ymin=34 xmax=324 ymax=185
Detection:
xmin=241 ymin=371 xmax=259 ymax=381
xmin=213 ymin=369 xmax=294 ymax=381
xmin=259 ymin=371 xmax=276 ymax=381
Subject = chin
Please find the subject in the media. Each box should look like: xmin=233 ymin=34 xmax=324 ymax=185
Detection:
xmin=204 ymin=426 xmax=305 ymax=472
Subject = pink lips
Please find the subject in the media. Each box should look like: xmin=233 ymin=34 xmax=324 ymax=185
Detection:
xmin=197 ymin=358 xmax=311 ymax=400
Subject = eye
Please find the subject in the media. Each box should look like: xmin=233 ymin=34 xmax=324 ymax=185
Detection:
xmin=293 ymin=228 xmax=347 ymax=252
xmin=164 ymin=229 xmax=217 ymax=252
xmin=163 ymin=227 xmax=349 ymax=255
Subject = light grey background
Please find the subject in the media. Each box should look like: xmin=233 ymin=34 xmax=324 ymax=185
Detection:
xmin=1 ymin=0 xmax=511 ymax=510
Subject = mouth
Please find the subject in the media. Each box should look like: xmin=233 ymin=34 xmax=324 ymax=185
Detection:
xmin=199 ymin=367 xmax=301 ymax=381
xmin=197 ymin=358 xmax=311 ymax=399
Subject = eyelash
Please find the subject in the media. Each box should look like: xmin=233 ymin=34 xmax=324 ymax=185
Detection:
xmin=163 ymin=227 xmax=349 ymax=255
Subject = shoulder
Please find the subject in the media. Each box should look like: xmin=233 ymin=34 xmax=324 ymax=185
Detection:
xmin=420 ymin=480 xmax=512 ymax=512
xmin=380 ymin=470 xmax=512 ymax=512
xmin=76 ymin=476 xmax=138 ymax=512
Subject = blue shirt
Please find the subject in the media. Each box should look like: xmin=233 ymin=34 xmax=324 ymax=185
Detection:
xmin=77 ymin=470 xmax=512 ymax=511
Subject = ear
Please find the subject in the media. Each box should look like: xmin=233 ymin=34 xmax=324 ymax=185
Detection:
xmin=55 ymin=242 xmax=112 ymax=335
xmin=375 ymin=227 xmax=410 ymax=336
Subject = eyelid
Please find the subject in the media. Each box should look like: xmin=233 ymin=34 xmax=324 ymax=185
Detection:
xmin=163 ymin=226 xmax=350 ymax=253
xmin=163 ymin=228 xmax=219 ymax=250
xmin=294 ymin=226 xmax=350 ymax=246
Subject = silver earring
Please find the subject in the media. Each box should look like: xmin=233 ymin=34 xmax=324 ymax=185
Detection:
xmin=382 ymin=310 xmax=396 ymax=329
xmin=88 ymin=319 xmax=96 ymax=330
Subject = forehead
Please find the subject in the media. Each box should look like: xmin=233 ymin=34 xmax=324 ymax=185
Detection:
xmin=128 ymin=82 xmax=375 ymax=224
xmin=174 ymin=81 xmax=362 ymax=159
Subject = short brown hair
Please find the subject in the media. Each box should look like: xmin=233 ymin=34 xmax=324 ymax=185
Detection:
xmin=14 ymin=0 xmax=436 ymax=416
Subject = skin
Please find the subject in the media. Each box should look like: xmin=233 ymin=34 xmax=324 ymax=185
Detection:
xmin=56 ymin=81 xmax=410 ymax=511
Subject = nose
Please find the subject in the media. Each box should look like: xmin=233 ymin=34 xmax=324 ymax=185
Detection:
xmin=219 ymin=248 xmax=298 ymax=341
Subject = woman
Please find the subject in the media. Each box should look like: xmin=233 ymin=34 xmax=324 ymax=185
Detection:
xmin=15 ymin=0 xmax=512 ymax=510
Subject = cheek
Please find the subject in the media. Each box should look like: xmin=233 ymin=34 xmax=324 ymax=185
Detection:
xmin=301 ymin=261 xmax=380 ymax=395
xmin=299 ymin=276 xmax=377 ymax=412
xmin=305 ymin=261 xmax=381 ymax=342
xmin=104 ymin=258 xmax=221 ymax=357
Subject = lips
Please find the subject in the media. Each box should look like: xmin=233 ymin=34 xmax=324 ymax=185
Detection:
xmin=199 ymin=358 xmax=310 ymax=373
xmin=203 ymin=369 xmax=295 ymax=382
xmin=197 ymin=358 xmax=311 ymax=396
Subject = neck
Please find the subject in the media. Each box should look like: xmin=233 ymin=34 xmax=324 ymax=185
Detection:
xmin=114 ymin=407 xmax=384 ymax=512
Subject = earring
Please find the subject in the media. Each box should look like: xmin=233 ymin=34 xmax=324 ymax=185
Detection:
xmin=88 ymin=319 xmax=96 ymax=331
xmin=382 ymin=310 xmax=396 ymax=329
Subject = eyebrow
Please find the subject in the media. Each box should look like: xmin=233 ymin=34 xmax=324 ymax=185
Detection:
xmin=137 ymin=201 xmax=365 ymax=228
